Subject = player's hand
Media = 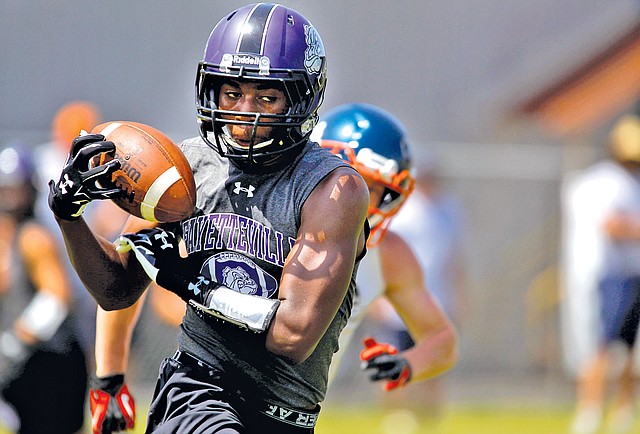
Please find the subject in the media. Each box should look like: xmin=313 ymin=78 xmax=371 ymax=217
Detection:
xmin=360 ymin=337 xmax=411 ymax=391
xmin=48 ymin=133 xmax=122 ymax=221
xmin=117 ymin=228 xmax=279 ymax=333
xmin=116 ymin=228 xmax=209 ymax=302
xmin=89 ymin=374 xmax=135 ymax=434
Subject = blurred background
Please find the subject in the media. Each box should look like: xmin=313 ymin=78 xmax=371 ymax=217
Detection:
xmin=3 ymin=0 xmax=640 ymax=432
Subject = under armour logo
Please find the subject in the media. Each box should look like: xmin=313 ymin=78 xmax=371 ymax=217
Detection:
xmin=188 ymin=276 xmax=209 ymax=296
xmin=58 ymin=174 xmax=74 ymax=195
xmin=153 ymin=231 xmax=174 ymax=250
xmin=233 ymin=182 xmax=255 ymax=197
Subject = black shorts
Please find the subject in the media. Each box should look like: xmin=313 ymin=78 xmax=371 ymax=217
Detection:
xmin=145 ymin=351 xmax=319 ymax=434
xmin=1 ymin=337 xmax=87 ymax=434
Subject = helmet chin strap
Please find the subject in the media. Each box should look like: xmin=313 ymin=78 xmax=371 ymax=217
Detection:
xmin=209 ymin=124 xmax=306 ymax=170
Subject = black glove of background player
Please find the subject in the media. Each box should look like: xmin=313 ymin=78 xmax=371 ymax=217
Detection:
xmin=116 ymin=227 xmax=212 ymax=302
xmin=48 ymin=133 xmax=122 ymax=221
xmin=360 ymin=337 xmax=412 ymax=391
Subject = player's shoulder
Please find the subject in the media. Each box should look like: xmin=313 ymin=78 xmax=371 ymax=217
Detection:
xmin=575 ymin=160 xmax=624 ymax=183
xmin=178 ymin=136 xmax=226 ymax=170
xmin=566 ymin=161 xmax=626 ymax=198
xmin=178 ymin=135 xmax=208 ymax=153
xmin=379 ymin=229 xmax=413 ymax=257
xmin=302 ymin=142 xmax=367 ymax=199
xmin=378 ymin=229 xmax=422 ymax=271
xmin=378 ymin=229 xmax=424 ymax=286
xmin=298 ymin=140 xmax=350 ymax=172
xmin=318 ymin=165 xmax=368 ymax=205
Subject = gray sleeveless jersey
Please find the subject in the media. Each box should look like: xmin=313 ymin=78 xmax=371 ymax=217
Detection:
xmin=175 ymin=137 xmax=363 ymax=409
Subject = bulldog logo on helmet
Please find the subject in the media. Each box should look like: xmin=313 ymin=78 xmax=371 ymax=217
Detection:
xmin=303 ymin=25 xmax=325 ymax=75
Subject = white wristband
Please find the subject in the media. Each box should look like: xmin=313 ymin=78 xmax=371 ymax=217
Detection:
xmin=189 ymin=286 xmax=280 ymax=333
xmin=18 ymin=292 xmax=68 ymax=341
xmin=0 ymin=331 xmax=27 ymax=361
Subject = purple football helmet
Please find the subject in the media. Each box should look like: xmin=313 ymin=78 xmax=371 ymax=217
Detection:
xmin=0 ymin=145 xmax=39 ymax=220
xmin=196 ymin=3 xmax=327 ymax=167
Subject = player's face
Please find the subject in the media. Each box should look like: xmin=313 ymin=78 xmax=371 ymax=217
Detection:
xmin=218 ymin=79 xmax=288 ymax=149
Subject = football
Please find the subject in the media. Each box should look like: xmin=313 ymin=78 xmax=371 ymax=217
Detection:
xmin=91 ymin=121 xmax=196 ymax=223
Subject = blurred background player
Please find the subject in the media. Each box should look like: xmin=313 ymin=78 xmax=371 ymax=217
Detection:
xmin=32 ymin=100 xmax=133 ymax=433
xmin=0 ymin=145 xmax=87 ymax=434
xmin=377 ymin=146 xmax=468 ymax=414
xmin=562 ymin=115 xmax=640 ymax=434
xmin=34 ymin=100 xmax=132 ymax=359
xmin=312 ymin=103 xmax=458 ymax=395
xmin=390 ymin=151 xmax=468 ymax=327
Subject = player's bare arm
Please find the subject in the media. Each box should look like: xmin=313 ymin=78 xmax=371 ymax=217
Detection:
xmin=94 ymin=295 xmax=147 ymax=376
xmin=55 ymin=214 xmax=155 ymax=310
xmin=15 ymin=222 xmax=72 ymax=345
xmin=89 ymin=217 xmax=152 ymax=434
xmin=379 ymin=230 xmax=459 ymax=382
xmin=267 ymin=166 xmax=369 ymax=363
xmin=0 ymin=214 xmax=14 ymax=295
xmin=20 ymin=222 xmax=71 ymax=304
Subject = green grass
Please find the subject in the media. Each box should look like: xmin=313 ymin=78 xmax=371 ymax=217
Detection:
xmin=316 ymin=405 xmax=576 ymax=434
xmin=2 ymin=404 xmax=638 ymax=433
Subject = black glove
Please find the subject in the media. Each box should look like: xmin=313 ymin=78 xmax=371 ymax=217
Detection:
xmin=360 ymin=337 xmax=411 ymax=391
xmin=89 ymin=374 xmax=135 ymax=434
xmin=48 ymin=133 xmax=123 ymax=221
xmin=116 ymin=228 xmax=209 ymax=302
xmin=117 ymin=228 xmax=280 ymax=333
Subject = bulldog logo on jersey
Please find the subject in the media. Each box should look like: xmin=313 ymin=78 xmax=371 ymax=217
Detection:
xmin=222 ymin=266 xmax=258 ymax=295
xmin=202 ymin=251 xmax=278 ymax=298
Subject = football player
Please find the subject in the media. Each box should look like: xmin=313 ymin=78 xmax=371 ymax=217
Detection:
xmin=47 ymin=3 xmax=369 ymax=434
xmin=566 ymin=115 xmax=640 ymax=434
xmin=313 ymin=103 xmax=458 ymax=390
xmin=83 ymin=87 xmax=460 ymax=434
xmin=0 ymin=145 xmax=88 ymax=434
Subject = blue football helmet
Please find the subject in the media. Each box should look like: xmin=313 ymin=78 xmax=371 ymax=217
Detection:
xmin=195 ymin=3 xmax=327 ymax=167
xmin=312 ymin=103 xmax=415 ymax=246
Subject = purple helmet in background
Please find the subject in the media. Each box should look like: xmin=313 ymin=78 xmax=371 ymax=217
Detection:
xmin=195 ymin=3 xmax=327 ymax=167
xmin=0 ymin=145 xmax=39 ymax=220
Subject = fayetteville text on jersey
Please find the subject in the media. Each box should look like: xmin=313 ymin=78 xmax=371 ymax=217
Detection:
xmin=182 ymin=212 xmax=296 ymax=268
